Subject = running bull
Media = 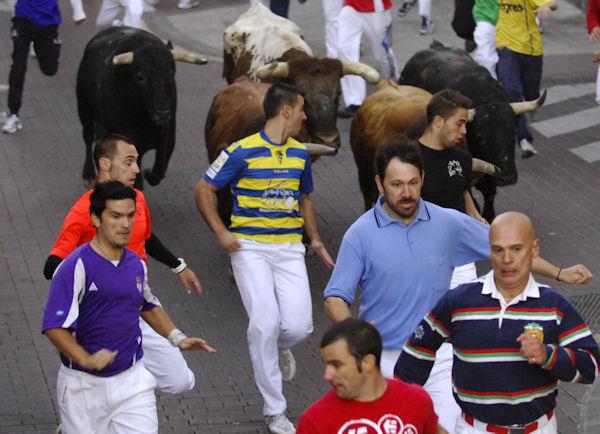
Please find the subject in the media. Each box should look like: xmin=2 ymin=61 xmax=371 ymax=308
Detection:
xmin=351 ymin=81 xmax=500 ymax=211
xmin=207 ymin=5 xmax=379 ymax=223
xmin=77 ymin=27 xmax=207 ymax=188
xmin=398 ymin=41 xmax=546 ymax=221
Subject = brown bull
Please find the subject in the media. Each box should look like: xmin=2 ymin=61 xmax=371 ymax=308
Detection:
xmin=222 ymin=4 xmax=379 ymax=150
xmin=351 ymin=81 xmax=498 ymax=210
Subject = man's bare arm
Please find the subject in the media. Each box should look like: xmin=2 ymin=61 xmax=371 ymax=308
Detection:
xmin=532 ymin=257 xmax=593 ymax=284
xmin=194 ymin=179 xmax=240 ymax=252
xmin=301 ymin=194 xmax=334 ymax=269
xmin=44 ymin=328 xmax=117 ymax=370
xmin=324 ymin=296 xmax=352 ymax=323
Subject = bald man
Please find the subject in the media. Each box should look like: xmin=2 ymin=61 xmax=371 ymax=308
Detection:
xmin=395 ymin=212 xmax=600 ymax=434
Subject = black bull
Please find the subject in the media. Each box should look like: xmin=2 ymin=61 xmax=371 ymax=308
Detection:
xmin=399 ymin=41 xmax=545 ymax=221
xmin=76 ymin=27 xmax=206 ymax=188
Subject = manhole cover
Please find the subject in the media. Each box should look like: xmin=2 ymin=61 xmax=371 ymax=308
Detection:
xmin=568 ymin=293 xmax=600 ymax=332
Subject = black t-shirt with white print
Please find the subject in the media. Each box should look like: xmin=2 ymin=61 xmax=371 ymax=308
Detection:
xmin=419 ymin=141 xmax=472 ymax=214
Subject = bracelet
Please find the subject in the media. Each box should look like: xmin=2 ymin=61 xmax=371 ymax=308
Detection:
xmin=556 ymin=268 xmax=562 ymax=282
xmin=171 ymin=258 xmax=187 ymax=274
xmin=168 ymin=328 xmax=187 ymax=347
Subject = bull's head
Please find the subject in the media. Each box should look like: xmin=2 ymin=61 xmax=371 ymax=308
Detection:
xmin=255 ymin=58 xmax=379 ymax=151
xmin=467 ymin=103 xmax=517 ymax=186
xmin=111 ymin=44 xmax=207 ymax=126
xmin=465 ymin=91 xmax=546 ymax=186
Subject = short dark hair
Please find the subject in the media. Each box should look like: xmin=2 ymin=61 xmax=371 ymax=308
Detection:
xmin=90 ymin=181 xmax=136 ymax=218
xmin=263 ymin=83 xmax=305 ymax=120
xmin=426 ymin=89 xmax=472 ymax=124
xmin=321 ymin=318 xmax=382 ymax=369
xmin=93 ymin=133 xmax=134 ymax=170
xmin=375 ymin=134 xmax=423 ymax=181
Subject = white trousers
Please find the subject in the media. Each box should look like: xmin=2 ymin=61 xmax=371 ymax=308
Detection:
xmin=230 ymin=239 xmax=313 ymax=416
xmin=96 ymin=0 xmax=143 ymax=28
xmin=596 ymin=65 xmax=600 ymax=104
xmin=455 ymin=413 xmax=557 ymax=434
xmin=419 ymin=0 xmax=431 ymax=18
xmin=322 ymin=0 xmax=344 ymax=58
xmin=472 ymin=21 xmax=498 ymax=79
xmin=140 ymin=319 xmax=196 ymax=394
xmin=338 ymin=6 xmax=399 ymax=106
xmin=57 ymin=363 xmax=158 ymax=434
xmin=450 ymin=262 xmax=477 ymax=290
xmin=381 ymin=344 xmax=459 ymax=433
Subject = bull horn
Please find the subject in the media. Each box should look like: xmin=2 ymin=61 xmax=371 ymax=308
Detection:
xmin=341 ymin=61 xmax=380 ymax=84
xmin=467 ymin=108 xmax=475 ymax=122
xmin=472 ymin=158 xmax=501 ymax=178
xmin=510 ymin=89 xmax=547 ymax=115
xmin=112 ymin=52 xmax=134 ymax=65
xmin=303 ymin=142 xmax=338 ymax=156
xmin=256 ymin=62 xmax=289 ymax=80
xmin=172 ymin=50 xmax=207 ymax=65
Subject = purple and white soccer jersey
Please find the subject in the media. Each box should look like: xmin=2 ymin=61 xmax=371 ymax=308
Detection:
xmin=42 ymin=244 xmax=160 ymax=377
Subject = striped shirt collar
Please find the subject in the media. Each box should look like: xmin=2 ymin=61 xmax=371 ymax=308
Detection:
xmin=481 ymin=270 xmax=540 ymax=303
xmin=259 ymin=129 xmax=284 ymax=146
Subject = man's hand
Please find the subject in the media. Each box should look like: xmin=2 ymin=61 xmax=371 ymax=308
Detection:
xmin=311 ymin=240 xmax=335 ymax=269
xmin=216 ymin=231 xmax=241 ymax=252
xmin=178 ymin=267 xmax=203 ymax=295
xmin=517 ymin=334 xmax=547 ymax=365
xmin=590 ymin=26 xmax=600 ymax=42
xmin=84 ymin=349 xmax=118 ymax=370
xmin=178 ymin=337 xmax=217 ymax=353
xmin=535 ymin=5 xmax=552 ymax=20
xmin=559 ymin=264 xmax=593 ymax=284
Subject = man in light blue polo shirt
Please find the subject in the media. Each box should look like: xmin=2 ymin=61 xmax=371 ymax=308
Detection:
xmin=324 ymin=136 xmax=593 ymax=433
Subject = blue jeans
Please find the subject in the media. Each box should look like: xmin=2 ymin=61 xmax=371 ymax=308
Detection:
xmin=270 ymin=0 xmax=290 ymax=17
xmin=496 ymin=47 xmax=543 ymax=142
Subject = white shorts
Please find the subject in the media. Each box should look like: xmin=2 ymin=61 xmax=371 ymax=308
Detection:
xmin=57 ymin=363 xmax=158 ymax=433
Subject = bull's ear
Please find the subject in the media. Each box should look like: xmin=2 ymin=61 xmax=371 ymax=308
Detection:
xmin=167 ymin=40 xmax=174 ymax=50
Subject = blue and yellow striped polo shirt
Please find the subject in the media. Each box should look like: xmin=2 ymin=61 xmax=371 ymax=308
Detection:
xmin=204 ymin=130 xmax=313 ymax=243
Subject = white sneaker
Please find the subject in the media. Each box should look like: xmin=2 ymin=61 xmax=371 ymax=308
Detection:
xmin=266 ymin=414 xmax=296 ymax=434
xmin=3 ymin=114 xmax=22 ymax=134
xmin=280 ymin=348 xmax=296 ymax=381
xmin=519 ymin=138 xmax=538 ymax=159
xmin=177 ymin=0 xmax=200 ymax=9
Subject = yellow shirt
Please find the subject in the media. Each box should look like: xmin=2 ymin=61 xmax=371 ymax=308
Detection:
xmin=496 ymin=0 xmax=551 ymax=56
xmin=204 ymin=131 xmax=313 ymax=244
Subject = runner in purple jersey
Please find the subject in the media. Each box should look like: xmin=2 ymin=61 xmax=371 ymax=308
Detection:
xmin=42 ymin=181 xmax=216 ymax=433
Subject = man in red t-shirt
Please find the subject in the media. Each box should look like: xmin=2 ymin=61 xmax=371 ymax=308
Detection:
xmin=44 ymin=133 xmax=202 ymax=395
xmin=297 ymin=319 xmax=445 ymax=434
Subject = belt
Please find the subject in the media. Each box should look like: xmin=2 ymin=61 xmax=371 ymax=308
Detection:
xmin=461 ymin=410 xmax=554 ymax=434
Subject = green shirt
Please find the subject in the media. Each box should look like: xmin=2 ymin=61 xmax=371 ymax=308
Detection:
xmin=474 ymin=0 xmax=499 ymax=25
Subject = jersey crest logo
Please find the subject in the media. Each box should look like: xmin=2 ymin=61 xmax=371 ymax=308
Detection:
xmin=337 ymin=415 xmax=414 ymax=434
xmin=275 ymin=150 xmax=283 ymax=163
xmin=136 ymin=276 xmax=143 ymax=293
xmin=88 ymin=282 xmax=99 ymax=292
xmin=447 ymin=160 xmax=463 ymax=178
xmin=414 ymin=325 xmax=424 ymax=341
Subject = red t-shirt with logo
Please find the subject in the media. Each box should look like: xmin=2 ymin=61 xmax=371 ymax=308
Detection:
xmin=50 ymin=189 xmax=151 ymax=261
xmin=297 ymin=379 xmax=438 ymax=434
